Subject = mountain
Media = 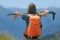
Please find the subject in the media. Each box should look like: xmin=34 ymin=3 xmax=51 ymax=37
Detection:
xmin=7 ymin=8 xmax=28 ymax=13
xmin=41 ymin=7 xmax=60 ymax=37
xmin=0 ymin=6 xmax=26 ymax=39
xmin=0 ymin=5 xmax=10 ymax=31
xmin=40 ymin=32 xmax=60 ymax=40
xmin=0 ymin=5 xmax=60 ymax=39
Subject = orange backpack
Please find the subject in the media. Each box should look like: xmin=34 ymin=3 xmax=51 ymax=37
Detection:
xmin=27 ymin=14 xmax=42 ymax=37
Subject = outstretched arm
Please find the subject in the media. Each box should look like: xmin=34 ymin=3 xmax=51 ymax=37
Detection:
xmin=40 ymin=10 xmax=49 ymax=16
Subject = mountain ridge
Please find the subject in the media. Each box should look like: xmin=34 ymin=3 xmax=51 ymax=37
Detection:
xmin=0 ymin=5 xmax=60 ymax=39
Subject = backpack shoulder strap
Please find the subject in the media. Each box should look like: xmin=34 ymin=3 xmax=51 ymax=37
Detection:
xmin=37 ymin=12 xmax=42 ymax=29
xmin=37 ymin=12 xmax=42 ymax=17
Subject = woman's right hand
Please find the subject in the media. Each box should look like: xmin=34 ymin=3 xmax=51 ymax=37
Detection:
xmin=13 ymin=11 xmax=22 ymax=20
xmin=13 ymin=14 xmax=17 ymax=20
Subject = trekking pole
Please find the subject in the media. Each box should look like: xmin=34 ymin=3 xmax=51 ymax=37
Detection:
xmin=49 ymin=11 xmax=56 ymax=20
xmin=7 ymin=14 xmax=17 ymax=16
xmin=40 ymin=11 xmax=56 ymax=20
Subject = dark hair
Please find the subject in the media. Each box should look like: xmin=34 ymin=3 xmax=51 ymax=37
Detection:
xmin=28 ymin=3 xmax=36 ymax=14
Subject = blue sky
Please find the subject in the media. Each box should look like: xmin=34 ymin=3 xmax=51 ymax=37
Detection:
xmin=0 ymin=0 xmax=60 ymax=8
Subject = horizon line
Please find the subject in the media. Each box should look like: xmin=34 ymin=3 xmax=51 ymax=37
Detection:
xmin=0 ymin=5 xmax=60 ymax=9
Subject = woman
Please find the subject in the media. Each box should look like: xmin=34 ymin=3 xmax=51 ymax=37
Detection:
xmin=13 ymin=3 xmax=49 ymax=39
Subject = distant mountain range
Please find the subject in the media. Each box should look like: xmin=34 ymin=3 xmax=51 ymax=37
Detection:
xmin=0 ymin=5 xmax=60 ymax=39
xmin=40 ymin=32 xmax=60 ymax=40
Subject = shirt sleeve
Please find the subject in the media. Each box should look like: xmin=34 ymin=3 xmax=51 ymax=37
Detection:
xmin=22 ymin=14 xmax=29 ymax=20
xmin=22 ymin=14 xmax=29 ymax=27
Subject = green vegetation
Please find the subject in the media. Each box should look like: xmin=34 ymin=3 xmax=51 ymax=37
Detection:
xmin=0 ymin=32 xmax=60 ymax=40
xmin=0 ymin=33 xmax=16 ymax=40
